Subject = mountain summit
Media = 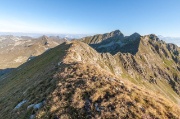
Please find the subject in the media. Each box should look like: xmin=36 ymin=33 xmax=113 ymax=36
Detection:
xmin=81 ymin=30 xmax=124 ymax=44
xmin=81 ymin=30 xmax=141 ymax=55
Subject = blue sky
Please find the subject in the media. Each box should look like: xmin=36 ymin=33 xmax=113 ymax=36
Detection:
xmin=0 ymin=0 xmax=180 ymax=37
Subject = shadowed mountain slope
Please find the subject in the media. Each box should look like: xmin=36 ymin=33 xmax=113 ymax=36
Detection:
xmin=81 ymin=30 xmax=141 ymax=55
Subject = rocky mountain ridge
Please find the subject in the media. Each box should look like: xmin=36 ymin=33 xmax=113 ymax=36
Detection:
xmin=80 ymin=31 xmax=180 ymax=102
xmin=0 ymin=30 xmax=180 ymax=118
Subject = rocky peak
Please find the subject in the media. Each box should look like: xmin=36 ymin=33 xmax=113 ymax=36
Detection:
xmin=125 ymin=32 xmax=141 ymax=41
xmin=40 ymin=35 xmax=49 ymax=45
xmin=149 ymin=34 xmax=160 ymax=41
xmin=81 ymin=30 xmax=124 ymax=44
xmin=81 ymin=30 xmax=142 ymax=55
xmin=167 ymin=43 xmax=179 ymax=51
xmin=130 ymin=32 xmax=141 ymax=38
xmin=107 ymin=30 xmax=124 ymax=40
xmin=41 ymin=35 xmax=48 ymax=40
xmin=109 ymin=29 xmax=122 ymax=36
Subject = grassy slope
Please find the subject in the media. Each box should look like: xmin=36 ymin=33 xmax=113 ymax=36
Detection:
xmin=36 ymin=63 xmax=180 ymax=119
xmin=0 ymin=42 xmax=71 ymax=119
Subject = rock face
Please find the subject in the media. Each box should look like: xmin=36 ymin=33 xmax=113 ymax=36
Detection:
xmin=81 ymin=30 xmax=141 ymax=55
xmin=0 ymin=31 xmax=180 ymax=119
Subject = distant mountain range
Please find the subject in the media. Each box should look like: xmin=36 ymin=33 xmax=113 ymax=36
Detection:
xmin=158 ymin=35 xmax=180 ymax=47
xmin=0 ymin=35 xmax=66 ymax=70
xmin=0 ymin=32 xmax=89 ymax=39
xmin=1 ymin=32 xmax=179 ymax=46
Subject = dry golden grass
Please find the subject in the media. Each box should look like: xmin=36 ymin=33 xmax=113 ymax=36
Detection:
xmin=34 ymin=63 xmax=180 ymax=119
